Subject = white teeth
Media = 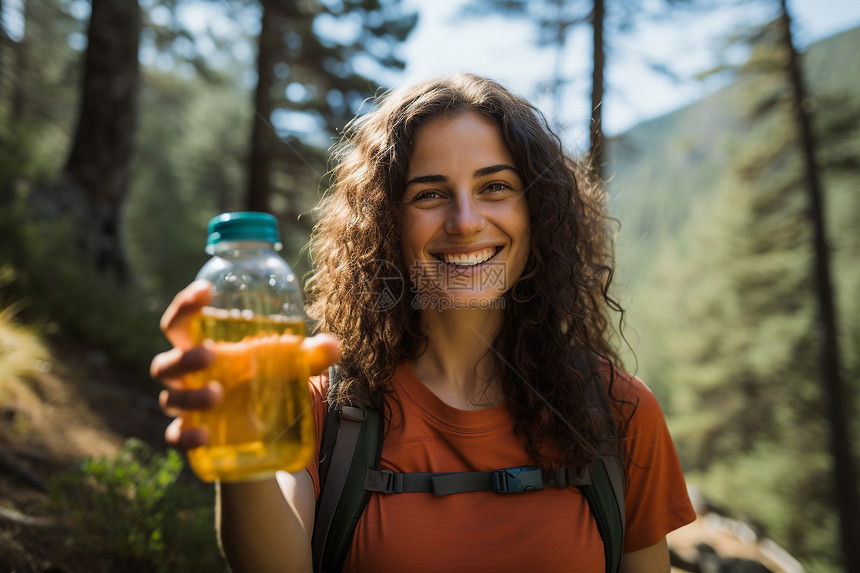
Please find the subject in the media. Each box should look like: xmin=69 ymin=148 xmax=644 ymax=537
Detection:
xmin=440 ymin=248 xmax=496 ymax=267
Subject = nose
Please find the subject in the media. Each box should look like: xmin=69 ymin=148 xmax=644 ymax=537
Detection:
xmin=444 ymin=194 xmax=485 ymax=236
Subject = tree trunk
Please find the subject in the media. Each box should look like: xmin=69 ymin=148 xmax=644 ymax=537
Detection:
xmin=779 ymin=1 xmax=860 ymax=570
xmin=64 ymin=0 xmax=141 ymax=282
xmin=589 ymin=0 xmax=605 ymax=180
xmin=0 ymin=0 xmax=6 ymax=93
xmin=10 ymin=0 xmax=29 ymax=120
xmin=246 ymin=0 xmax=279 ymax=213
xmin=550 ymin=30 xmax=565 ymax=126
xmin=549 ymin=1 xmax=568 ymax=127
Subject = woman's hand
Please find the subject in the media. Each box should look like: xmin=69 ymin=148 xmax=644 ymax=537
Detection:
xmin=150 ymin=281 xmax=340 ymax=451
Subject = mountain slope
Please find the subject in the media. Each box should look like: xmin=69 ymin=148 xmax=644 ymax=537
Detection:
xmin=605 ymin=25 xmax=860 ymax=284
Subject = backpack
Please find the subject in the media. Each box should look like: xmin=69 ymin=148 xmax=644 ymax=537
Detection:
xmin=311 ymin=365 xmax=626 ymax=573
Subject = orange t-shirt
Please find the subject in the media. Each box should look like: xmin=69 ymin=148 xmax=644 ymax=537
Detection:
xmin=306 ymin=362 xmax=695 ymax=572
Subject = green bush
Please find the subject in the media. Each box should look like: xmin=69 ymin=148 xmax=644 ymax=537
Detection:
xmin=0 ymin=196 xmax=169 ymax=370
xmin=46 ymin=439 xmax=227 ymax=572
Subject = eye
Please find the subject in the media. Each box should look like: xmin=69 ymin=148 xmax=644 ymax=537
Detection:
xmin=412 ymin=189 xmax=443 ymax=201
xmin=482 ymin=181 xmax=515 ymax=196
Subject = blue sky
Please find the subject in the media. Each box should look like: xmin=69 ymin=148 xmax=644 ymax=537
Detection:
xmin=394 ymin=0 xmax=860 ymax=150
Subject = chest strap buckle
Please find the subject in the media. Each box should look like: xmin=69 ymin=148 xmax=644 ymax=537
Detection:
xmin=492 ymin=466 xmax=545 ymax=493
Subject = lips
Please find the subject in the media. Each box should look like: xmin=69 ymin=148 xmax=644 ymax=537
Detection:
xmin=433 ymin=246 xmax=500 ymax=267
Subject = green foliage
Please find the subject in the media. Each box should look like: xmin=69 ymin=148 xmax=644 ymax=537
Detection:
xmin=691 ymin=442 xmax=837 ymax=571
xmin=608 ymin=25 xmax=860 ymax=571
xmin=0 ymin=0 xmax=83 ymax=176
xmin=0 ymin=121 xmax=46 ymax=193
xmin=643 ymin=160 xmax=821 ymax=463
xmin=121 ymin=65 xmax=318 ymax=301
xmin=232 ymin=0 xmax=417 ymax=237
xmin=46 ymin=438 xmax=226 ymax=572
xmin=124 ymin=69 xmax=247 ymax=298
xmin=0 ymin=196 xmax=168 ymax=370
xmin=258 ymin=0 xmax=417 ymax=136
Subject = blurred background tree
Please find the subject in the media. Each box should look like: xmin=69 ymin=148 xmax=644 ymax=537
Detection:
xmin=459 ymin=0 xmax=700 ymax=180
xmin=245 ymin=0 xmax=417 ymax=215
xmin=61 ymin=0 xmax=141 ymax=283
xmin=777 ymin=0 xmax=860 ymax=564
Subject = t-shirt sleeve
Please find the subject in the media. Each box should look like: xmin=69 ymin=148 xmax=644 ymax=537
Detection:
xmin=620 ymin=376 xmax=696 ymax=552
xmin=304 ymin=373 xmax=329 ymax=500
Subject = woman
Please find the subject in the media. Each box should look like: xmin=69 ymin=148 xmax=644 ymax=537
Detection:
xmin=152 ymin=73 xmax=695 ymax=572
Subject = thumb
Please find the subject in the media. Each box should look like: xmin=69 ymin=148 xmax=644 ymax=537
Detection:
xmin=302 ymin=334 xmax=341 ymax=375
xmin=161 ymin=281 xmax=212 ymax=350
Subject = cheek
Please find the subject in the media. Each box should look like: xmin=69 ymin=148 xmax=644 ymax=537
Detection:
xmin=399 ymin=211 xmax=435 ymax=258
xmin=515 ymin=208 xmax=530 ymax=258
xmin=512 ymin=212 xmax=531 ymax=274
xmin=515 ymin=232 xmax=530 ymax=273
xmin=399 ymin=227 xmax=416 ymax=259
xmin=399 ymin=227 xmax=426 ymax=271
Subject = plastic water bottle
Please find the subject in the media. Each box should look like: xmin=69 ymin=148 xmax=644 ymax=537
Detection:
xmin=186 ymin=212 xmax=313 ymax=482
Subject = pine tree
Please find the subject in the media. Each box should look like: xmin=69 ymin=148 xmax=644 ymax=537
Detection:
xmin=245 ymin=0 xmax=417 ymax=215
xmin=459 ymin=0 xmax=700 ymax=180
xmin=777 ymin=1 xmax=859 ymax=568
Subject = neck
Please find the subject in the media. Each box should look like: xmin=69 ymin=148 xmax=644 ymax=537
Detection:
xmin=409 ymin=307 xmax=505 ymax=410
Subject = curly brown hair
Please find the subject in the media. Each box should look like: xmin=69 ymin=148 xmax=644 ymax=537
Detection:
xmin=306 ymin=73 xmax=632 ymax=471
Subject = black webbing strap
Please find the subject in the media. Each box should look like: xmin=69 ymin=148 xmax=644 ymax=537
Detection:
xmin=580 ymin=457 xmax=626 ymax=573
xmin=604 ymin=456 xmax=625 ymax=536
xmin=311 ymin=403 xmax=365 ymax=570
xmin=312 ymin=365 xmax=384 ymax=573
xmin=363 ymin=464 xmax=593 ymax=496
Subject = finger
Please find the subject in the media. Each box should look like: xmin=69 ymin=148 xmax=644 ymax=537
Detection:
xmin=150 ymin=344 xmax=216 ymax=385
xmin=158 ymin=383 xmax=223 ymax=416
xmin=160 ymin=281 xmax=212 ymax=350
xmin=302 ymin=333 xmax=341 ymax=375
xmin=165 ymin=417 xmax=210 ymax=451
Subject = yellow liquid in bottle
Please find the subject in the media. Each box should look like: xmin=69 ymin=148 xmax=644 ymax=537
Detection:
xmin=186 ymin=307 xmax=314 ymax=482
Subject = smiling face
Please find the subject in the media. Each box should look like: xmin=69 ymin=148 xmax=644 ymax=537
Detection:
xmin=400 ymin=111 xmax=530 ymax=312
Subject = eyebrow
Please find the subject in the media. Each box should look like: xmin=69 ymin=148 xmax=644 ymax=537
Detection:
xmin=405 ymin=163 xmax=519 ymax=187
xmin=473 ymin=163 xmax=519 ymax=179
xmin=405 ymin=174 xmax=447 ymax=187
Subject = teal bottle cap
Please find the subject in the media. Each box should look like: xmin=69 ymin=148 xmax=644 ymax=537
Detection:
xmin=205 ymin=212 xmax=283 ymax=254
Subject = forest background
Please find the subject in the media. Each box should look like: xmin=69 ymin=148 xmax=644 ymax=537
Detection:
xmin=0 ymin=0 xmax=858 ymax=571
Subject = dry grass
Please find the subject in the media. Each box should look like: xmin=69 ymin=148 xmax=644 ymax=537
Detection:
xmin=0 ymin=300 xmax=50 ymax=426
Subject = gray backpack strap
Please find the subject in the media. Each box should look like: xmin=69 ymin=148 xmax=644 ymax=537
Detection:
xmin=580 ymin=456 xmax=626 ymax=573
xmin=311 ymin=402 xmax=366 ymax=571
xmin=603 ymin=456 xmax=625 ymax=535
xmin=312 ymin=365 xmax=384 ymax=573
